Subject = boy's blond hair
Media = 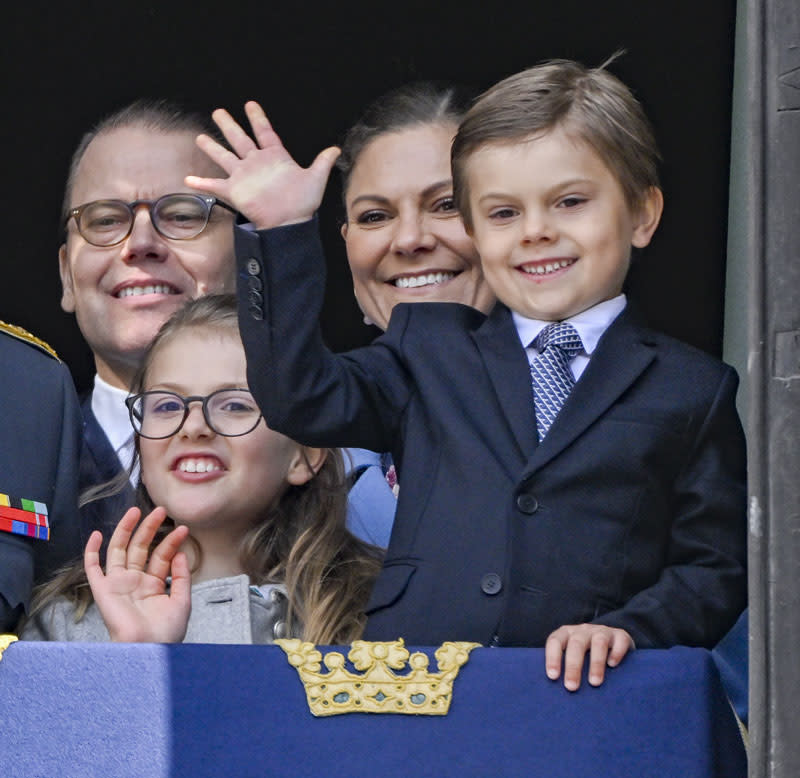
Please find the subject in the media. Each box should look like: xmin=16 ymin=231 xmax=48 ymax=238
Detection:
xmin=452 ymin=57 xmax=661 ymax=229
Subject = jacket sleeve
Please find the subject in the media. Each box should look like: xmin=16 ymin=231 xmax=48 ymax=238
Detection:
xmin=235 ymin=219 xmax=414 ymax=453
xmin=34 ymin=361 xmax=84 ymax=581
xmin=594 ymin=365 xmax=748 ymax=648
xmin=0 ymin=534 xmax=34 ymax=631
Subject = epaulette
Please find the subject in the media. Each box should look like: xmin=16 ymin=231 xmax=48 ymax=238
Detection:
xmin=0 ymin=321 xmax=60 ymax=361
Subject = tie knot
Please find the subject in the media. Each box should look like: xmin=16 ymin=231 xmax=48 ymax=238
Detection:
xmin=533 ymin=322 xmax=583 ymax=358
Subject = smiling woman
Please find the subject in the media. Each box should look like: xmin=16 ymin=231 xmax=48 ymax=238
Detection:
xmin=337 ymin=83 xmax=496 ymax=330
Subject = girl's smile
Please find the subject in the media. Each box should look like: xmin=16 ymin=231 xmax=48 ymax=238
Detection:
xmin=139 ymin=329 xmax=309 ymax=537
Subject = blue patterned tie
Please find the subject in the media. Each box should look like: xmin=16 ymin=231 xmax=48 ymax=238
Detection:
xmin=530 ymin=322 xmax=583 ymax=441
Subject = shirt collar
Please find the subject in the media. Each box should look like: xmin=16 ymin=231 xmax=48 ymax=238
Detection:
xmin=513 ymin=294 xmax=627 ymax=354
xmin=90 ymin=374 xmax=135 ymax=465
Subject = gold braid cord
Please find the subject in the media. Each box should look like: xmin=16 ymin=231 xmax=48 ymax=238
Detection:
xmin=0 ymin=634 xmax=18 ymax=661
xmin=276 ymin=638 xmax=480 ymax=716
xmin=0 ymin=321 xmax=59 ymax=360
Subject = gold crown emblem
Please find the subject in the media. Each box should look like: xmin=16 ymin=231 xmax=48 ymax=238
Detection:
xmin=276 ymin=638 xmax=480 ymax=716
xmin=0 ymin=634 xmax=18 ymax=661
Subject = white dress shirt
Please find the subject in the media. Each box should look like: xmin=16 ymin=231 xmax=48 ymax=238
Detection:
xmin=512 ymin=295 xmax=627 ymax=381
xmin=90 ymin=374 xmax=137 ymax=484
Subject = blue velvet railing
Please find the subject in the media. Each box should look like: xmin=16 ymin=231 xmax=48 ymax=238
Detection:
xmin=0 ymin=643 xmax=745 ymax=777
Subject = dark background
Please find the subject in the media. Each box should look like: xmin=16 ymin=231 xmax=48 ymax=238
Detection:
xmin=2 ymin=1 xmax=736 ymax=393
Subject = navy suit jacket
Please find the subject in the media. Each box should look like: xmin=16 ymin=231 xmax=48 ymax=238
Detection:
xmin=236 ymin=220 xmax=747 ymax=648
xmin=77 ymin=396 xmax=136 ymax=546
xmin=0 ymin=328 xmax=83 ymax=630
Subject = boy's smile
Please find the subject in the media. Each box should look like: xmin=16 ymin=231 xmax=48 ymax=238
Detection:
xmin=465 ymin=126 xmax=662 ymax=322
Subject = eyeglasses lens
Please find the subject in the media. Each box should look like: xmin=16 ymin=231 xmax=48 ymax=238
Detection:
xmin=78 ymin=201 xmax=131 ymax=246
xmin=78 ymin=195 xmax=211 ymax=246
xmin=206 ymin=390 xmax=261 ymax=435
xmin=133 ymin=390 xmax=261 ymax=438
xmin=152 ymin=195 xmax=211 ymax=240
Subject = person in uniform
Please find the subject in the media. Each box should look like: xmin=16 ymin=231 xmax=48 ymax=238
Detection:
xmin=0 ymin=321 xmax=82 ymax=631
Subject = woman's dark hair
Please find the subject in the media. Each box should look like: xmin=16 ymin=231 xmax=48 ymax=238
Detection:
xmin=336 ymin=81 xmax=475 ymax=200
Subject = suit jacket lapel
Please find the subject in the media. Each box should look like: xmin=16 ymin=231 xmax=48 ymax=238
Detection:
xmin=524 ymin=308 xmax=657 ymax=474
xmin=81 ymin=395 xmax=125 ymax=482
xmin=472 ymin=304 xmax=539 ymax=468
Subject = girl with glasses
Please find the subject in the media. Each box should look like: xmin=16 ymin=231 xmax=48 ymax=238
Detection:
xmin=21 ymin=294 xmax=382 ymax=644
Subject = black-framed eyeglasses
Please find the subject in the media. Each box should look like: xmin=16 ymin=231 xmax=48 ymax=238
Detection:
xmin=65 ymin=193 xmax=237 ymax=247
xmin=126 ymin=389 xmax=263 ymax=439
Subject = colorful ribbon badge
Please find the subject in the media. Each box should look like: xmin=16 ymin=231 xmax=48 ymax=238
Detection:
xmin=0 ymin=494 xmax=49 ymax=540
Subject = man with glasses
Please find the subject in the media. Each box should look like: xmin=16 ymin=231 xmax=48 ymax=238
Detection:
xmin=58 ymin=100 xmax=239 ymax=549
xmin=58 ymin=100 xmax=395 ymax=562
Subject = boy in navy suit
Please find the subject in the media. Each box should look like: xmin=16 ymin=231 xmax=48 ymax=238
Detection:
xmin=191 ymin=59 xmax=746 ymax=690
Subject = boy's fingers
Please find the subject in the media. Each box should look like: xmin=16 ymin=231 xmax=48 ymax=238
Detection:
xmin=607 ymin=629 xmax=633 ymax=667
xmin=184 ymin=174 xmax=227 ymax=199
xmin=244 ymin=101 xmax=276 ymax=148
xmin=545 ymin=628 xmax=567 ymax=680
xmin=587 ymin=631 xmax=612 ymax=686
xmin=563 ymin=632 xmax=591 ymax=691
xmin=194 ymin=132 xmax=240 ymax=173
xmin=105 ymin=507 xmax=141 ymax=571
xmin=309 ymin=146 xmax=341 ymax=187
xmin=211 ymin=107 xmax=258 ymax=158
xmin=547 ymin=625 xmax=632 ymax=690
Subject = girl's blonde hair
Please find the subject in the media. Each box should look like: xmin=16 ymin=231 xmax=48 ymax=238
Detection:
xmin=30 ymin=295 xmax=383 ymax=644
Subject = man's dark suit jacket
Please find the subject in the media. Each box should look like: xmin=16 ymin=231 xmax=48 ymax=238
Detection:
xmin=236 ymin=220 xmax=747 ymax=648
xmin=0 ymin=327 xmax=83 ymax=630
xmin=78 ymin=397 xmax=136 ymax=545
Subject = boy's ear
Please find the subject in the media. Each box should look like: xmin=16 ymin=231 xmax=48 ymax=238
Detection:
xmin=631 ymin=187 xmax=664 ymax=249
xmin=58 ymin=243 xmax=77 ymax=313
xmin=340 ymin=222 xmax=348 ymax=241
xmin=286 ymin=446 xmax=327 ymax=486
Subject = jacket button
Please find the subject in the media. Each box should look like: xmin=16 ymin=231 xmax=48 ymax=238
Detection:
xmin=516 ymin=493 xmax=538 ymax=514
xmin=480 ymin=573 xmax=502 ymax=595
xmin=246 ymin=258 xmax=261 ymax=276
xmin=248 ymin=275 xmax=263 ymax=292
xmin=248 ymin=289 xmax=263 ymax=307
xmin=249 ymin=305 xmax=264 ymax=321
